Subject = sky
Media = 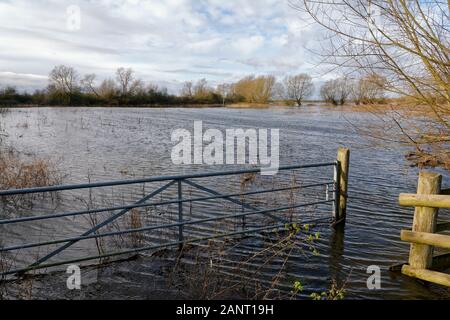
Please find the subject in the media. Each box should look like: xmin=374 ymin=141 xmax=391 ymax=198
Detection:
xmin=0 ymin=0 xmax=329 ymax=93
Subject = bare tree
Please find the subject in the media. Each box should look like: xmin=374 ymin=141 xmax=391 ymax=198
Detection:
xmin=351 ymin=74 xmax=386 ymax=104
xmin=129 ymin=79 xmax=145 ymax=96
xmin=48 ymin=65 xmax=79 ymax=104
xmin=217 ymin=83 xmax=231 ymax=106
xmin=180 ymin=81 xmax=194 ymax=98
xmin=283 ymin=73 xmax=314 ymax=106
xmin=193 ymin=79 xmax=210 ymax=99
xmin=320 ymin=78 xmax=351 ymax=105
xmin=115 ymin=67 xmax=145 ymax=97
xmin=80 ymin=74 xmax=99 ymax=97
xmin=116 ymin=67 xmax=135 ymax=96
xmin=320 ymin=81 xmax=335 ymax=105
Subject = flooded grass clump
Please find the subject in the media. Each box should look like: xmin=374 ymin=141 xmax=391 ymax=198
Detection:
xmin=0 ymin=147 xmax=62 ymax=207
xmin=0 ymin=149 xmax=61 ymax=191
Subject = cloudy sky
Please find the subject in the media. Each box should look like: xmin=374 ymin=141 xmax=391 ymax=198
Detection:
xmin=0 ymin=0 xmax=328 ymax=93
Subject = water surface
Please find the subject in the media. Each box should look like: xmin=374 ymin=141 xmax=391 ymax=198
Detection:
xmin=0 ymin=106 xmax=449 ymax=299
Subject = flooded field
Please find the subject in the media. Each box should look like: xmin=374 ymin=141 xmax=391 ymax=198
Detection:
xmin=0 ymin=106 xmax=449 ymax=299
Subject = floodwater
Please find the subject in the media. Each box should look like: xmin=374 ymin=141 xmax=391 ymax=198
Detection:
xmin=0 ymin=106 xmax=449 ymax=300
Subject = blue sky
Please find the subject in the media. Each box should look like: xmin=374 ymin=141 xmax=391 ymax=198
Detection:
xmin=0 ymin=0 xmax=329 ymax=93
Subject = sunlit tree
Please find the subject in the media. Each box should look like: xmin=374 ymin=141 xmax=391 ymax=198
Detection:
xmin=282 ymin=74 xmax=314 ymax=106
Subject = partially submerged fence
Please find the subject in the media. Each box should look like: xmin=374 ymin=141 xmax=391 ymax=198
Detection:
xmin=396 ymin=172 xmax=450 ymax=287
xmin=0 ymin=148 xmax=350 ymax=278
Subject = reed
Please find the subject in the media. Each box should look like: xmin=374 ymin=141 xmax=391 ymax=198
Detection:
xmin=128 ymin=208 xmax=144 ymax=248
xmin=0 ymin=147 xmax=62 ymax=207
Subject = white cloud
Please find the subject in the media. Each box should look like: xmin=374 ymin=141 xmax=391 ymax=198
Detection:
xmin=0 ymin=71 xmax=48 ymax=91
xmin=232 ymin=35 xmax=265 ymax=56
xmin=0 ymin=0 xmax=328 ymax=92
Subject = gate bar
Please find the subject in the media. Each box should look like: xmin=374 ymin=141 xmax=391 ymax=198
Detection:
xmin=0 ymin=163 xmax=336 ymax=196
xmin=0 ymin=181 xmax=333 ymax=225
xmin=27 ymin=181 xmax=176 ymax=269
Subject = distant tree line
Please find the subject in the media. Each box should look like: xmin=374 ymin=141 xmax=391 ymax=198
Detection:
xmin=0 ymin=65 xmax=386 ymax=107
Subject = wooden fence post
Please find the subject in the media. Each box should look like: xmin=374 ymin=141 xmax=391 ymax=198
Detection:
xmin=336 ymin=147 xmax=350 ymax=222
xmin=408 ymin=172 xmax=442 ymax=269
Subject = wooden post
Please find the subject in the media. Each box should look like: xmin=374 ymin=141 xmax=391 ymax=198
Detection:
xmin=336 ymin=147 xmax=350 ymax=222
xmin=408 ymin=172 xmax=442 ymax=269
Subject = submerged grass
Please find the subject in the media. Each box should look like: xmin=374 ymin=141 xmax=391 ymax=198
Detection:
xmin=0 ymin=150 xmax=58 ymax=190
xmin=0 ymin=146 xmax=62 ymax=207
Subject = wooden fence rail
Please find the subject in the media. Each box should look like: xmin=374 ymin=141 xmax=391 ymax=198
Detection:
xmin=395 ymin=172 xmax=450 ymax=287
xmin=399 ymin=194 xmax=450 ymax=208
